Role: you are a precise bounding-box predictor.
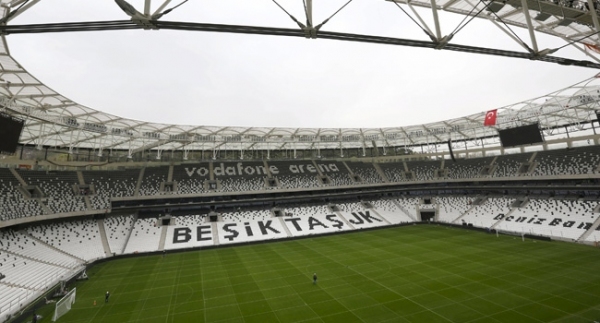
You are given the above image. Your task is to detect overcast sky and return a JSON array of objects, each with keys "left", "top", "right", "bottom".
[{"left": 6, "top": 0, "right": 596, "bottom": 129}]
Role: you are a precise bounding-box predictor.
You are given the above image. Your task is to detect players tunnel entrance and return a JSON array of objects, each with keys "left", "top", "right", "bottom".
[{"left": 420, "top": 211, "right": 435, "bottom": 222}]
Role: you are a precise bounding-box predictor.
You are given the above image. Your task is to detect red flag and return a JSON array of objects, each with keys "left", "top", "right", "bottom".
[
  {"left": 483, "top": 109, "right": 497, "bottom": 126},
  {"left": 585, "top": 43, "right": 600, "bottom": 55}
]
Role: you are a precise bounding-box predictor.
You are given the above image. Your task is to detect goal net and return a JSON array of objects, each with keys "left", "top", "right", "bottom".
[{"left": 52, "top": 288, "right": 76, "bottom": 321}]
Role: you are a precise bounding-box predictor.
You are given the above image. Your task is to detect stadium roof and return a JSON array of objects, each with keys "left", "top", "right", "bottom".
[{"left": 2, "top": 0, "right": 600, "bottom": 155}]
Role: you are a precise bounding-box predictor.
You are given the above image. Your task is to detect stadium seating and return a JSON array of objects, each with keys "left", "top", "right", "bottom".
[
  {"left": 406, "top": 160, "right": 438, "bottom": 181},
  {"left": 103, "top": 215, "right": 135, "bottom": 255},
  {"left": 533, "top": 146, "right": 600, "bottom": 176},
  {"left": 493, "top": 153, "right": 532, "bottom": 177},
  {"left": 346, "top": 162, "right": 384, "bottom": 184},
  {"left": 17, "top": 170, "right": 86, "bottom": 214},
  {"left": 0, "top": 230, "right": 82, "bottom": 268},
  {"left": 282, "top": 204, "right": 351, "bottom": 236},
  {"left": 172, "top": 163, "right": 208, "bottom": 194},
  {"left": 436, "top": 196, "right": 472, "bottom": 223},
  {"left": 395, "top": 197, "right": 421, "bottom": 219},
  {"left": 6, "top": 145, "right": 600, "bottom": 322},
  {"left": 82, "top": 169, "right": 140, "bottom": 209},
  {"left": 368, "top": 199, "right": 414, "bottom": 224},
  {"left": 173, "top": 214, "right": 207, "bottom": 227},
  {"left": 0, "top": 285, "right": 30, "bottom": 322},
  {"left": 543, "top": 0, "right": 588, "bottom": 12},
  {"left": 325, "top": 162, "right": 354, "bottom": 186},
  {"left": 495, "top": 199, "right": 598, "bottom": 240},
  {"left": 0, "top": 168, "right": 44, "bottom": 221},
  {"left": 445, "top": 157, "right": 494, "bottom": 179},
  {"left": 26, "top": 219, "right": 106, "bottom": 262},
  {"left": 0, "top": 252, "right": 72, "bottom": 290},
  {"left": 214, "top": 162, "right": 268, "bottom": 192},
  {"left": 336, "top": 202, "right": 389, "bottom": 229},
  {"left": 138, "top": 166, "right": 170, "bottom": 196},
  {"left": 217, "top": 210, "right": 288, "bottom": 245},
  {"left": 378, "top": 162, "right": 406, "bottom": 182},
  {"left": 584, "top": 227, "right": 600, "bottom": 243},
  {"left": 218, "top": 177, "right": 266, "bottom": 192},
  {"left": 269, "top": 161, "right": 321, "bottom": 189},
  {"left": 124, "top": 217, "right": 162, "bottom": 254},
  {"left": 221, "top": 209, "right": 273, "bottom": 222},
  {"left": 164, "top": 214, "right": 214, "bottom": 250},
  {"left": 459, "top": 197, "right": 514, "bottom": 228}
]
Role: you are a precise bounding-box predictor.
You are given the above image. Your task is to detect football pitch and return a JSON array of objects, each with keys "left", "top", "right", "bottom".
[{"left": 40, "top": 225, "right": 600, "bottom": 322}]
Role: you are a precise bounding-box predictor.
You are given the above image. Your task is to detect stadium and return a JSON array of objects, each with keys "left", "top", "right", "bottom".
[{"left": 2, "top": 0, "right": 600, "bottom": 322}]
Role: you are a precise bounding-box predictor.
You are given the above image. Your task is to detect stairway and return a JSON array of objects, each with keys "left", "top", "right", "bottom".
[
  {"left": 211, "top": 222, "right": 220, "bottom": 246},
  {"left": 577, "top": 214, "right": 600, "bottom": 242},
  {"left": 451, "top": 205, "right": 477, "bottom": 224},
  {"left": 372, "top": 163, "right": 389, "bottom": 183},
  {"left": 121, "top": 214, "right": 138, "bottom": 254},
  {"left": 157, "top": 225, "right": 168, "bottom": 251},
  {"left": 491, "top": 208, "right": 516, "bottom": 230},
  {"left": 278, "top": 217, "right": 293, "bottom": 238},
  {"left": 134, "top": 168, "right": 145, "bottom": 196},
  {"left": 392, "top": 200, "right": 417, "bottom": 222},
  {"left": 97, "top": 219, "right": 113, "bottom": 257}
]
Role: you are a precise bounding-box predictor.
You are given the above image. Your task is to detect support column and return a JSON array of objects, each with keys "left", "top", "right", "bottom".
[{"left": 520, "top": 0, "right": 539, "bottom": 52}]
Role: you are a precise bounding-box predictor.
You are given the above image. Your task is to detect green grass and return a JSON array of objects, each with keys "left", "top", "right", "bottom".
[{"left": 37, "top": 225, "right": 600, "bottom": 322}]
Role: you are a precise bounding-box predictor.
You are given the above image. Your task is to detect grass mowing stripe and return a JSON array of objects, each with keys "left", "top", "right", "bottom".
[
  {"left": 34, "top": 225, "right": 600, "bottom": 323},
  {"left": 297, "top": 238, "right": 449, "bottom": 322},
  {"left": 268, "top": 246, "right": 360, "bottom": 323}
]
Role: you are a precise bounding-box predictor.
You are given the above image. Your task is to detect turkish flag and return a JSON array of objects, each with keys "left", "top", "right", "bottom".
[{"left": 484, "top": 109, "right": 497, "bottom": 126}]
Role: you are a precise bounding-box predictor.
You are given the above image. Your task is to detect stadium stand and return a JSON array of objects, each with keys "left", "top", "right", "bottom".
[
  {"left": 406, "top": 160, "right": 438, "bottom": 181},
  {"left": 164, "top": 214, "right": 214, "bottom": 250},
  {"left": 103, "top": 215, "right": 135, "bottom": 255},
  {"left": 368, "top": 199, "right": 414, "bottom": 224},
  {"left": 378, "top": 162, "right": 406, "bottom": 182},
  {"left": 269, "top": 161, "right": 321, "bottom": 189},
  {"left": 336, "top": 202, "right": 389, "bottom": 229},
  {"left": 444, "top": 157, "right": 494, "bottom": 179},
  {"left": 0, "top": 168, "right": 44, "bottom": 221},
  {"left": 82, "top": 169, "right": 140, "bottom": 209},
  {"left": 0, "top": 252, "right": 72, "bottom": 290},
  {"left": 6, "top": 144, "right": 600, "bottom": 321},
  {"left": 395, "top": 197, "right": 421, "bottom": 219},
  {"left": 436, "top": 196, "right": 472, "bottom": 222},
  {"left": 459, "top": 197, "right": 515, "bottom": 228},
  {"left": 346, "top": 162, "right": 384, "bottom": 184},
  {"left": 495, "top": 199, "right": 598, "bottom": 240},
  {"left": 26, "top": 219, "right": 105, "bottom": 262},
  {"left": 0, "top": 230, "right": 82, "bottom": 268},
  {"left": 584, "top": 226, "right": 600, "bottom": 243},
  {"left": 16, "top": 170, "right": 86, "bottom": 214},
  {"left": 124, "top": 217, "right": 162, "bottom": 253},
  {"left": 493, "top": 153, "right": 532, "bottom": 177},
  {"left": 325, "top": 162, "right": 354, "bottom": 186},
  {"left": 533, "top": 146, "right": 600, "bottom": 176},
  {"left": 282, "top": 204, "right": 351, "bottom": 236},
  {"left": 172, "top": 163, "right": 209, "bottom": 194},
  {"left": 215, "top": 162, "right": 268, "bottom": 192},
  {"left": 218, "top": 209, "right": 288, "bottom": 245},
  {"left": 543, "top": 0, "right": 588, "bottom": 11},
  {"left": 0, "top": 285, "right": 30, "bottom": 322},
  {"left": 221, "top": 209, "right": 273, "bottom": 222},
  {"left": 138, "top": 166, "right": 170, "bottom": 196}
]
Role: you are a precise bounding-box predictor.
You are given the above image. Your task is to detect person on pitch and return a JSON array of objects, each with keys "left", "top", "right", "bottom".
[
  {"left": 105, "top": 291, "right": 110, "bottom": 303},
  {"left": 313, "top": 273, "right": 317, "bottom": 285}
]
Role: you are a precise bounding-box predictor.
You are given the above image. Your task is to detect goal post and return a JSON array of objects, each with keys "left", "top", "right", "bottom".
[{"left": 52, "top": 288, "right": 76, "bottom": 322}]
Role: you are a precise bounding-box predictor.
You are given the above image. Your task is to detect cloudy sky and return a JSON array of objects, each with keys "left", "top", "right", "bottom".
[{"left": 6, "top": 0, "right": 597, "bottom": 129}]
